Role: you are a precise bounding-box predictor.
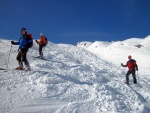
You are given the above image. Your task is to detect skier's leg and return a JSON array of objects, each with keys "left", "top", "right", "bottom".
[
  {"left": 39, "top": 44, "right": 43, "bottom": 58},
  {"left": 132, "top": 69, "right": 137, "bottom": 84},
  {"left": 126, "top": 71, "right": 131, "bottom": 84},
  {"left": 22, "top": 50, "right": 31, "bottom": 70},
  {"left": 16, "top": 50, "right": 23, "bottom": 68}
]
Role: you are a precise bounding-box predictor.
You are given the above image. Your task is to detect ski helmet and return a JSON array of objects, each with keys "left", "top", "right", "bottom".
[
  {"left": 40, "top": 33, "right": 44, "bottom": 36},
  {"left": 20, "top": 28, "right": 26, "bottom": 31},
  {"left": 128, "top": 55, "right": 132, "bottom": 59}
]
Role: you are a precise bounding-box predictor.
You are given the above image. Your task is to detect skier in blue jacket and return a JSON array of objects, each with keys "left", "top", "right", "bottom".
[{"left": 11, "top": 28, "right": 32, "bottom": 70}]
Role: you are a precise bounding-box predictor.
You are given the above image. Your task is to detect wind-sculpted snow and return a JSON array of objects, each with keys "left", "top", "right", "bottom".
[{"left": 0, "top": 38, "right": 150, "bottom": 113}]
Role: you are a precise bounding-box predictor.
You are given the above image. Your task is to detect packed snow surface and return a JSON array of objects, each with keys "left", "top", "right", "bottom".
[{"left": 0, "top": 36, "right": 150, "bottom": 113}]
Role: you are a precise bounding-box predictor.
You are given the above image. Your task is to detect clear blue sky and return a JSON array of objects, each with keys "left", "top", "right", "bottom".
[{"left": 0, "top": 0, "right": 150, "bottom": 44}]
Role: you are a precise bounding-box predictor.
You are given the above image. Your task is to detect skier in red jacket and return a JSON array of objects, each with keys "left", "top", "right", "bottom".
[{"left": 121, "top": 55, "right": 138, "bottom": 85}]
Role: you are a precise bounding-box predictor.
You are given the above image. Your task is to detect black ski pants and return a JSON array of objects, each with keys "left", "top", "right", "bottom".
[
  {"left": 16, "top": 49, "right": 30, "bottom": 68},
  {"left": 39, "top": 44, "right": 44, "bottom": 57},
  {"left": 126, "top": 69, "right": 137, "bottom": 84}
]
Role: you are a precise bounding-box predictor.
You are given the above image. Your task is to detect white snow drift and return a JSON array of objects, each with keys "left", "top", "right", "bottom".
[{"left": 0, "top": 36, "right": 150, "bottom": 113}]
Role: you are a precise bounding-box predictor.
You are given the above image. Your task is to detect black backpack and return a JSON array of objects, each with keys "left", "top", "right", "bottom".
[{"left": 26, "top": 34, "right": 33, "bottom": 48}]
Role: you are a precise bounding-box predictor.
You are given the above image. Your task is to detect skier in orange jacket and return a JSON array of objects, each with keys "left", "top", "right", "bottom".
[{"left": 36, "top": 33, "right": 47, "bottom": 59}]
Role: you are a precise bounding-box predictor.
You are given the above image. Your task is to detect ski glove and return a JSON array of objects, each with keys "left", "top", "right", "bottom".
[
  {"left": 11, "top": 41, "right": 15, "bottom": 45},
  {"left": 136, "top": 69, "right": 138, "bottom": 71},
  {"left": 35, "top": 40, "right": 38, "bottom": 43},
  {"left": 121, "top": 63, "right": 123, "bottom": 66}
]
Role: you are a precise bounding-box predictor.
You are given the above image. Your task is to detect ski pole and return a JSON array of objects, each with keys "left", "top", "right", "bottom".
[
  {"left": 137, "top": 70, "right": 139, "bottom": 82},
  {"left": 115, "top": 65, "right": 121, "bottom": 80},
  {"left": 116, "top": 65, "right": 121, "bottom": 71},
  {"left": 7, "top": 44, "right": 12, "bottom": 69}
]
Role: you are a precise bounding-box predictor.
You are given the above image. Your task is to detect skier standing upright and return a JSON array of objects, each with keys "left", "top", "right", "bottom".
[
  {"left": 11, "top": 28, "right": 32, "bottom": 70},
  {"left": 35, "top": 33, "right": 47, "bottom": 59},
  {"left": 121, "top": 55, "right": 138, "bottom": 85}
]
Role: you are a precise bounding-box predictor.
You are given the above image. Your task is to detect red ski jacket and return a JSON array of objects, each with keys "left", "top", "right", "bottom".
[{"left": 122, "top": 59, "right": 138, "bottom": 71}]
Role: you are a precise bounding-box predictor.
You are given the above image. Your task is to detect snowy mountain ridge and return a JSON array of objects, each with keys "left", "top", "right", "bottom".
[
  {"left": 77, "top": 35, "right": 150, "bottom": 48},
  {"left": 0, "top": 36, "right": 150, "bottom": 113}
]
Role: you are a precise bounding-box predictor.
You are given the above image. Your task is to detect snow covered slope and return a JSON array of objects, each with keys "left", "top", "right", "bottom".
[
  {"left": 0, "top": 38, "right": 150, "bottom": 113},
  {"left": 77, "top": 36, "right": 150, "bottom": 76}
]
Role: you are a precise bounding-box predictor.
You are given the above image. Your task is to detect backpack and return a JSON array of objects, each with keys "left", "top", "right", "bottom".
[
  {"left": 128, "top": 59, "right": 137, "bottom": 70},
  {"left": 42, "top": 36, "right": 48, "bottom": 47},
  {"left": 26, "top": 34, "right": 33, "bottom": 48}
]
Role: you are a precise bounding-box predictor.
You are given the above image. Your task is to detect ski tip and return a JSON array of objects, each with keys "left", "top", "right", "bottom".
[{"left": 0, "top": 68, "right": 8, "bottom": 70}]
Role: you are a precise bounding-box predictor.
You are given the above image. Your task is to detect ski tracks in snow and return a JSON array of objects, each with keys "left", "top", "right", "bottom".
[{"left": 0, "top": 41, "right": 150, "bottom": 113}]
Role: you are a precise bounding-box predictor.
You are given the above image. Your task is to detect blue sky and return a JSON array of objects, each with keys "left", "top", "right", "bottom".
[{"left": 0, "top": 0, "right": 150, "bottom": 44}]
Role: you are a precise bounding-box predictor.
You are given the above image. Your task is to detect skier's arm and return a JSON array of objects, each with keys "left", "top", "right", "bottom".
[
  {"left": 135, "top": 64, "right": 138, "bottom": 71},
  {"left": 121, "top": 62, "right": 127, "bottom": 67},
  {"left": 35, "top": 40, "right": 39, "bottom": 43},
  {"left": 15, "top": 42, "right": 19, "bottom": 45},
  {"left": 11, "top": 41, "right": 19, "bottom": 45}
]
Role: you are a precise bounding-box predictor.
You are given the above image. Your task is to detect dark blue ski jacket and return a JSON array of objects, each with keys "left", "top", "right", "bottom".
[{"left": 14, "top": 35, "right": 32, "bottom": 50}]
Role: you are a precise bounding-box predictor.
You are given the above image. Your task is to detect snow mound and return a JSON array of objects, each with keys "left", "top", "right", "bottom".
[
  {"left": 76, "top": 41, "right": 92, "bottom": 48},
  {"left": 123, "top": 38, "right": 143, "bottom": 46},
  {"left": 141, "top": 35, "right": 150, "bottom": 46}
]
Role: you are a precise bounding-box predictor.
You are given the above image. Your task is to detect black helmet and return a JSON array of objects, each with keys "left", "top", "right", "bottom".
[{"left": 20, "top": 28, "right": 26, "bottom": 31}]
